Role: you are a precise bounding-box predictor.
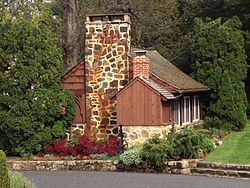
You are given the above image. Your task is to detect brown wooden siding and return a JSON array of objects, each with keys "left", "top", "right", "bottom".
[
  {"left": 117, "top": 80, "right": 162, "bottom": 125},
  {"left": 162, "top": 102, "right": 171, "bottom": 124},
  {"left": 61, "top": 61, "right": 86, "bottom": 123}
]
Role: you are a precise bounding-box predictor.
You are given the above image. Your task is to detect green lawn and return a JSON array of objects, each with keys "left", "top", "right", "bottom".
[{"left": 205, "top": 120, "right": 250, "bottom": 165}]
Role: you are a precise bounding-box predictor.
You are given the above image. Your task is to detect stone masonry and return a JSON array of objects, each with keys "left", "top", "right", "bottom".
[
  {"left": 85, "top": 14, "right": 131, "bottom": 138},
  {"left": 123, "top": 125, "right": 172, "bottom": 146}
]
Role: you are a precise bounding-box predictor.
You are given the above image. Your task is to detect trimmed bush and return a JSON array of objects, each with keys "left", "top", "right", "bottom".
[
  {"left": 119, "top": 146, "right": 143, "bottom": 165},
  {"left": 0, "top": 150, "right": 10, "bottom": 188}
]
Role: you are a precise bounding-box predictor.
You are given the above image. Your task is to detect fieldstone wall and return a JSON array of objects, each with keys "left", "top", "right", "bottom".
[
  {"left": 7, "top": 160, "right": 250, "bottom": 178},
  {"left": 123, "top": 125, "right": 172, "bottom": 146},
  {"left": 117, "top": 159, "right": 198, "bottom": 174},
  {"left": 7, "top": 159, "right": 197, "bottom": 175},
  {"left": 85, "top": 14, "right": 131, "bottom": 139},
  {"left": 7, "top": 160, "right": 118, "bottom": 171}
]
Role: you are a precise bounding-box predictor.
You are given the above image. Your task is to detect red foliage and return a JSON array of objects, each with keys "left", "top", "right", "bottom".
[
  {"left": 74, "top": 135, "right": 95, "bottom": 158},
  {"left": 45, "top": 138, "right": 70, "bottom": 156},
  {"left": 105, "top": 136, "right": 119, "bottom": 156},
  {"left": 42, "top": 134, "right": 120, "bottom": 158},
  {"left": 95, "top": 141, "right": 106, "bottom": 154}
]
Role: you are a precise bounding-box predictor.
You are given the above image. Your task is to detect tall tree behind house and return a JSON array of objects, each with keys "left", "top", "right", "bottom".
[{"left": 65, "top": 0, "right": 78, "bottom": 71}]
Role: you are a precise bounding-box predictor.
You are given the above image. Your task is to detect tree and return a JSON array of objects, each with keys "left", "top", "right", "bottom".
[
  {"left": 0, "top": 4, "right": 75, "bottom": 156},
  {"left": 191, "top": 16, "right": 247, "bottom": 130}
]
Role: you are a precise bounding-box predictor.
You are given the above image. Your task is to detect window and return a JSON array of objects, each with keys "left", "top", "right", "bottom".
[
  {"left": 193, "top": 96, "right": 200, "bottom": 121},
  {"left": 183, "top": 96, "right": 190, "bottom": 124},
  {"left": 172, "top": 100, "right": 180, "bottom": 126}
]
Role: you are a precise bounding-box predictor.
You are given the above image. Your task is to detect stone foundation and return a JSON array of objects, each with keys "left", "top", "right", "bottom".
[{"left": 122, "top": 125, "right": 172, "bottom": 146}]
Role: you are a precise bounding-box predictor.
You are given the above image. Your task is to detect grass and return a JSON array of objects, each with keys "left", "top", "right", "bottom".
[
  {"left": 205, "top": 120, "right": 250, "bottom": 164},
  {"left": 9, "top": 171, "right": 36, "bottom": 188}
]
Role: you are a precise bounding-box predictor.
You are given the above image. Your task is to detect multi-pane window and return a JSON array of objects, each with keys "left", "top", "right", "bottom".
[
  {"left": 183, "top": 96, "right": 190, "bottom": 124},
  {"left": 193, "top": 96, "right": 200, "bottom": 121},
  {"left": 172, "top": 100, "right": 180, "bottom": 126}
]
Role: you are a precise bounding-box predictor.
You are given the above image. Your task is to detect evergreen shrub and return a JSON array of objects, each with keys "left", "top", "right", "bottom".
[
  {"left": 141, "top": 136, "right": 174, "bottom": 166},
  {"left": 168, "top": 128, "right": 213, "bottom": 159},
  {"left": 0, "top": 150, "right": 10, "bottom": 188}
]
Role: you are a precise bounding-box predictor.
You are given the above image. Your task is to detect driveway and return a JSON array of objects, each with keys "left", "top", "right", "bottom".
[{"left": 22, "top": 171, "right": 249, "bottom": 188}]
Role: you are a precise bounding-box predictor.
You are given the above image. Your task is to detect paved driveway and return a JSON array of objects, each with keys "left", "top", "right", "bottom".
[{"left": 22, "top": 171, "right": 249, "bottom": 188}]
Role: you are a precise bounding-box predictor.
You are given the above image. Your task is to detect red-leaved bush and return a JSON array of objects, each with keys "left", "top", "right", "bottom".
[
  {"left": 105, "top": 136, "right": 119, "bottom": 156},
  {"left": 45, "top": 138, "right": 70, "bottom": 156},
  {"left": 72, "top": 135, "right": 95, "bottom": 159},
  {"left": 43, "top": 134, "right": 119, "bottom": 158}
]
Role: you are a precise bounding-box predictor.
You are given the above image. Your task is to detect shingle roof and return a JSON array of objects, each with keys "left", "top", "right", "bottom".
[
  {"left": 138, "top": 75, "right": 175, "bottom": 99},
  {"left": 130, "top": 47, "right": 208, "bottom": 91}
]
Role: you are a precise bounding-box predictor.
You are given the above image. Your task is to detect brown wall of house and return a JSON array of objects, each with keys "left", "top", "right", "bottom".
[
  {"left": 117, "top": 80, "right": 162, "bottom": 125},
  {"left": 61, "top": 62, "right": 86, "bottom": 124},
  {"left": 162, "top": 102, "right": 171, "bottom": 124}
]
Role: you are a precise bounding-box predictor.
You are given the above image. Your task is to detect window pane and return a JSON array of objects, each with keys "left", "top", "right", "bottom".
[{"left": 183, "top": 97, "right": 190, "bottom": 124}]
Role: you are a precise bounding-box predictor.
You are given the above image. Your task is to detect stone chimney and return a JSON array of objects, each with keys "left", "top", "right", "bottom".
[
  {"left": 85, "top": 14, "right": 131, "bottom": 138},
  {"left": 133, "top": 51, "right": 150, "bottom": 79}
]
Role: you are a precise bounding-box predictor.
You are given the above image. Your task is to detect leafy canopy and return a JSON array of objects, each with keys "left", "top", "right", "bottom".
[{"left": 0, "top": 4, "right": 75, "bottom": 156}]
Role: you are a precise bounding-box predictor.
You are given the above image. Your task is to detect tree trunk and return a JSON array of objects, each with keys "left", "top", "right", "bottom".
[{"left": 64, "top": 0, "right": 78, "bottom": 71}]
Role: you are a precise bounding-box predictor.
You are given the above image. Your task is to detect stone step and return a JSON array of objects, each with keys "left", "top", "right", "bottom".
[
  {"left": 197, "top": 161, "right": 250, "bottom": 172},
  {"left": 191, "top": 167, "right": 250, "bottom": 178}
]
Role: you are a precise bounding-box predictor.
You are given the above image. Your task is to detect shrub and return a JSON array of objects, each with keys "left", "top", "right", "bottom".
[
  {"left": 199, "top": 137, "right": 215, "bottom": 155},
  {"left": 43, "top": 134, "right": 120, "bottom": 158},
  {"left": 119, "top": 146, "right": 143, "bottom": 165},
  {"left": 0, "top": 150, "right": 10, "bottom": 188},
  {"left": 168, "top": 128, "right": 213, "bottom": 159},
  {"left": 9, "top": 171, "right": 36, "bottom": 188},
  {"left": 45, "top": 138, "right": 70, "bottom": 157},
  {"left": 141, "top": 136, "right": 173, "bottom": 166},
  {"left": 73, "top": 135, "right": 96, "bottom": 158},
  {"left": 104, "top": 136, "right": 119, "bottom": 156},
  {"left": 204, "top": 117, "right": 233, "bottom": 131}
]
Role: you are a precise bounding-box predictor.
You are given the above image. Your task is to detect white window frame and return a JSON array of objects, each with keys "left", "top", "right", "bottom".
[
  {"left": 173, "top": 100, "right": 180, "bottom": 127},
  {"left": 193, "top": 96, "right": 200, "bottom": 121},
  {"left": 183, "top": 96, "right": 191, "bottom": 125}
]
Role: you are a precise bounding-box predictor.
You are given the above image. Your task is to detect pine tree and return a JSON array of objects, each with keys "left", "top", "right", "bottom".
[{"left": 191, "top": 16, "right": 247, "bottom": 130}]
